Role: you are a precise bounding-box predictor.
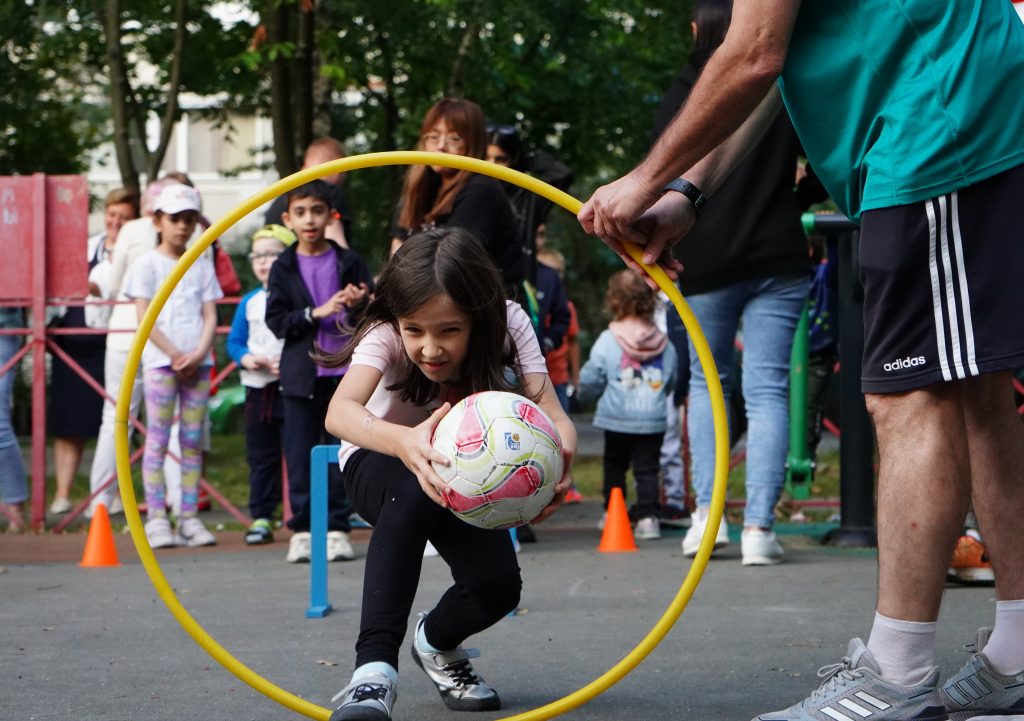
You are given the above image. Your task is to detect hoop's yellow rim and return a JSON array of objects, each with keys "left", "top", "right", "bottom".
[{"left": 114, "top": 151, "right": 729, "bottom": 720}]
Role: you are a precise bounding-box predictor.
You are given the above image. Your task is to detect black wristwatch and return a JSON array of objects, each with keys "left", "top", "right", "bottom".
[{"left": 662, "top": 178, "right": 706, "bottom": 216}]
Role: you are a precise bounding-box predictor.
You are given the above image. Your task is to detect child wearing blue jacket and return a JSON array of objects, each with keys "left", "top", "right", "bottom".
[
  {"left": 227, "top": 224, "right": 294, "bottom": 545},
  {"left": 579, "top": 270, "right": 676, "bottom": 541}
]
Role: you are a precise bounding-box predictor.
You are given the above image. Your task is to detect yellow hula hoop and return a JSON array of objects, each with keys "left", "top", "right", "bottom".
[{"left": 114, "top": 151, "right": 729, "bottom": 721}]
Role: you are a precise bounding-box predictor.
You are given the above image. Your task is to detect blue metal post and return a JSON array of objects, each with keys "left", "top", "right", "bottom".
[{"left": 306, "top": 444, "right": 341, "bottom": 618}]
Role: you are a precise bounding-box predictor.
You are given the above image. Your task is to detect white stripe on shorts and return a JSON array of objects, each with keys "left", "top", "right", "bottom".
[{"left": 926, "top": 199, "right": 953, "bottom": 382}]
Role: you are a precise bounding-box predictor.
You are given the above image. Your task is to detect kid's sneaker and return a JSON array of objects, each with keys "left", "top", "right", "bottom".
[
  {"left": 946, "top": 534, "right": 994, "bottom": 584},
  {"left": 244, "top": 518, "right": 274, "bottom": 545},
  {"left": 327, "top": 531, "right": 355, "bottom": 561},
  {"left": 940, "top": 628, "right": 1024, "bottom": 720},
  {"left": 329, "top": 671, "right": 397, "bottom": 721},
  {"left": 175, "top": 516, "right": 217, "bottom": 547},
  {"left": 286, "top": 532, "right": 311, "bottom": 563},
  {"left": 742, "top": 527, "right": 784, "bottom": 566},
  {"left": 144, "top": 516, "right": 176, "bottom": 549},
  {"left": 681, "top": 506, "right": 729, "bottom": 557},
  {"left": 410, "top": 614, "right": 501, "bottom": 711},
  {"left": 635, "top": 516, "right": 661, "bottom": 540},
  {"left": 752, "top": 639, "right": 947, "bottom": 721}
]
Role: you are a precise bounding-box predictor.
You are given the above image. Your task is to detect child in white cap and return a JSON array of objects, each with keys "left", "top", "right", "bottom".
[{"left": 122, "top": 183, "right": 223, "bottom": 548}]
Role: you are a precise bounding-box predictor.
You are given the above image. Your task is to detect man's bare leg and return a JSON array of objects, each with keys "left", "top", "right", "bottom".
[{"left": 868, "top": 383, "right": 971, "bottom": 623}]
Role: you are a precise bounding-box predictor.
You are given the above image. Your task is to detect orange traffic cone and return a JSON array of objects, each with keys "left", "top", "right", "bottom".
[
  {"left": 598, "top": 487, "right": 638, "bottom": 553},
  {"left": 80, "top": 503, "right": 121, "bottom": 567}
]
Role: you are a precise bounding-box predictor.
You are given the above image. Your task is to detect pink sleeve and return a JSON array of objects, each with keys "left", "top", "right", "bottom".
[
  {"left": 506, "top": 301, "right": 548, "bottom": 375},
  {"left": 350, "top": 322, "right": 403, "bottom": 372}
]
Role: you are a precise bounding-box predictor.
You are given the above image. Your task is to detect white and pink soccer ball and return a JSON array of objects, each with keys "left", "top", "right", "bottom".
[{"left": 431, "top": 391, "right": 564, "bottom": 530}]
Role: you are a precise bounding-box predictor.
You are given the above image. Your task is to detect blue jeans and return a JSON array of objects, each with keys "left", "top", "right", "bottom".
[
  {"left": 0, "top": 335, "right": 28, "bottom": 504},
  {"left": 687, "top": 274, "right": 809, "bottom": 528}
]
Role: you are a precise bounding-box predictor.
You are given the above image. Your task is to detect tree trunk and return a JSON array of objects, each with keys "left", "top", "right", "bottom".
[
  {"left": 293, "top": 0, "right": 315, "bottom": 153},
  {"left": 147, "top": 0, "right": 188, "bottom": 180},
  {"left": 268, "top": 0, "right": 296, "bottom": 177},
  {"left": 99, "top": 0, "right": 139, "bottom": 189},
  {"left": 446, "top": 18, "right": 480, "bottom": 98}
]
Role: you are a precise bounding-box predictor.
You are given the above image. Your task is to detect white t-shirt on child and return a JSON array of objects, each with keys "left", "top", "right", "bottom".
[
  {"left": 123, "top": 249, "right": 223, "bottom": 371},
  {"left": 337, "top": 300, "right": 548, "bottom": 471}
]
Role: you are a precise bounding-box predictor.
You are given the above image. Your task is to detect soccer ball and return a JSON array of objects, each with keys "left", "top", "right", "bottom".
[{"left": 431, "top": 391, "right": 564, "bottom": 530}]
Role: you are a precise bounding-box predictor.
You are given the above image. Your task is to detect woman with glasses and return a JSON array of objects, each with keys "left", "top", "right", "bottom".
[{"left": 392, "top": 98, "right": 523, "bottom": 295}]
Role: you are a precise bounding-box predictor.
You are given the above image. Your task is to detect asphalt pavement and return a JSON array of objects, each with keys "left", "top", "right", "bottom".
[{"left": 1, "top": 500, "right": 998, "bottom": 721}]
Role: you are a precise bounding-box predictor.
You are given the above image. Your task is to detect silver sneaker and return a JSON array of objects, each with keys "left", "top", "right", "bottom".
[
  {"left": 145, "top": 517, "right": 176, "bottom": 548},
  {"left": 410, "top": 614, "right": 501, "bottom": 711},
  {"left": 175, "top": 516, "right": 217, "bottom": 547},
  {"left": 329, "top": 671, "right": 397, "bottom": 721},
  {"left": 327, "top": 530, "right": 356, "bottom": 561},
  {"left": 941, "top": 628, "right": 1024, "bottom": 720},
  {"left": 287, "top": 532, "right": 311, "bottom": 563},
  {"left": 753, "top": 639, "right": 947, "bottom": 721}
]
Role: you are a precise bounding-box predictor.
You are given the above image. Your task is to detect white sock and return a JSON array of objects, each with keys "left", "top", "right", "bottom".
[
  {"left": 352, "top": 661, "right": 398, "bottom": 684},
  {"left": 866, "top": 612, "right": 936, "bottom": 686},
  {"left": 982, "top": 599, "right": 1024, "bottom": 674},
  {"left": 417, "top": 620, "right": 441, "bottom": 653}
]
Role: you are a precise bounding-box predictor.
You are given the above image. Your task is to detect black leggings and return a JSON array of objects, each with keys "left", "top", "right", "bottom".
[{"left": 343, "top": 449, "right": 522, "bottom": 669}]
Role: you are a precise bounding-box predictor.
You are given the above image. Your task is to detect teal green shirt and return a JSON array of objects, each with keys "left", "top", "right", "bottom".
[{"left": 779, "top": 0, "right": 1024, "bottom": 220}]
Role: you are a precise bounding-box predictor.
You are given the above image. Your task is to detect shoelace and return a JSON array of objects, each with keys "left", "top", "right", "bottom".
[
  {"left": 331, "top": 680, "right": 389, "bottom": 704},
  {"left": 808, "top": 656, "right": 866, "bottom": 701},
  {"left": 443, "top": 658, "right": 482, "bottom": 688}
]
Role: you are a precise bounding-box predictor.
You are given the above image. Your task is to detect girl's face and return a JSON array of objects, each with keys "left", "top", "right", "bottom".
[
  {"left": 249, "top": 236, "right": 284, "bottom": 285},
  {"left": 422, "top": 118, "right": 467, "bottom": 177},
  {"left": 104, "top": 202, "right": 137, "bottom": 243},
  {"left": 153, "top": 210, "right": 198, "bottom": 255},
  {"left": 398, "top": 293, "right": 471, "bottom": 385},
  {"left": 486, "top": 144, "right": 511, "bottom": 167}
]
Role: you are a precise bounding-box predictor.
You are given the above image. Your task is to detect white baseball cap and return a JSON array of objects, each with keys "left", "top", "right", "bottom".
[{"left": 154, "top": 184, "right": 201, "bottom": 215}]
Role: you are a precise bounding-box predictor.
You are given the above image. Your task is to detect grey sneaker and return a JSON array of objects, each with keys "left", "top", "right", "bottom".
[
  {"left": 753, "top": 639, "right": 947, "bottom": 721},
  {"left": 174, "top": 516, "right": 217, "bottom": 547},
  {"left": 410, "top": 614, "right": 501, "bottom": 711},
  {"left": 329, "top": 671, "right": 397, "bottom": 721},
  {"left": 940, "top": 628, "right": 1024, "bottom": 720},
  {"left": 145, "top": 517, "right": 176, "bottom": 548}
]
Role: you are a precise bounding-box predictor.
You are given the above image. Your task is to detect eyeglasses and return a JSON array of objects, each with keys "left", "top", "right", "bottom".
[
  {"left": 248, "top": 251, "right": 282, "bottom": 262},
  {"left": 422, "top": 132, "right": 465, "bottom": 149}
]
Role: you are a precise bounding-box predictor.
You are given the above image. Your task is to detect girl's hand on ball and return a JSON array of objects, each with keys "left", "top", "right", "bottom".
[
  {"left": 401, "top": 404, "right": 452, "bottom": 507},
  {"left": 531, "top": 446, "right": 575, "bottom": 525}
]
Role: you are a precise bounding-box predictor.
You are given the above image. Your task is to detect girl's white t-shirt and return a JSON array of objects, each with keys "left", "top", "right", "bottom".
[
  {"left": 122, "top": 249, "right": 223, "bottom": 371},
  {"left": 338, "top": 300, "right": 548, "bottom": 471}
]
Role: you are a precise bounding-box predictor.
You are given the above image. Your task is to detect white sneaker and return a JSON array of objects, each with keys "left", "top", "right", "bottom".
[
  {"left": 145, "top": 517, "right": 176, "bottom": 548},
  {"left": 287, "top": 531, "right": 311, "bottom": 563},
  {"left": 175, "top": 516, "right": 217, "bottom": 547},
  {"left": 327, "top": 530, "right": 355, "bottom": 561},
  {"left": 49, "top": 497, "right": 72, "bottom": 515},
  {"left": 108, "top": 495, "right": 124, "bottom": 514},
  {"left": 424, "top": 540, "right": 440, "bottom": 558},
  {"left": 741, "top": 527, "right": 783, "bottom": 565},
  {"left": 635, "top": 516, "right": 661, "bottom": 540},
  {"left": 681, "top": 506, "right": 729, "bottom": 558},
  {"left": 597, "top": 512, "right": 606, "bottom": 531}
]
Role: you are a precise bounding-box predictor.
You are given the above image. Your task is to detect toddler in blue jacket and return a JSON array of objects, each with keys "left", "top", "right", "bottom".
[{"left": 579, "top": 270, "right": 676, "bottom": 540}]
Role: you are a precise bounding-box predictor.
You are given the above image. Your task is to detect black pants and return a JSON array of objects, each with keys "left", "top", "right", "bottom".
[
  {"left": 343, "top": 449, "right": 521, "bottom": 669},
  {"left": 602, "top": 430, "right": 663, "bottom": 519},
  {"left": 282, "top": 377, "right": 350, "bottom": 532},
  {"left": 244, "top": 384, "right": 284, "bottom": 521}
]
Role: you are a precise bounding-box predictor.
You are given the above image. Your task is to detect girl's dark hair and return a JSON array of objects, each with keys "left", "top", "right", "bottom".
[
  {"left": 605, "top": 269, "right": 658, "bottom": 320},
  {"left": 486, "top": 124, "right": 524, "bottom": 170},
  {"left": 691, "top": 0, "right": 732, "bottom": 69},
  {"left": 397, "top": 98, "right": 487, "bottom": 232},
  {"left": 319, "top": 227, "right": 530, "bottom": 406}
]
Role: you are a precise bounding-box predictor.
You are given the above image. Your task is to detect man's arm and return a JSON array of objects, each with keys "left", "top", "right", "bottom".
[{"left": 579, "top": 0, "right": 801, "bottom": 262}]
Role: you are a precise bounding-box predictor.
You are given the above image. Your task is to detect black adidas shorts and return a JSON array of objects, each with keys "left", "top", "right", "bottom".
[{"left": 860, "top": 164, "right": 1024, "bottom": 394}]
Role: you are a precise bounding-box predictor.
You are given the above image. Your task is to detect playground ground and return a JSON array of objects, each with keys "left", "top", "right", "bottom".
[{"left": 1, "top": 500, "right": 998, "bottom": 721}]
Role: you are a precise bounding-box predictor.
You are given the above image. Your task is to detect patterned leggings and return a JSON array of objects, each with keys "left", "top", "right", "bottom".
[{"left": 142, "top": 366, "right": 210, "bottom": 519}]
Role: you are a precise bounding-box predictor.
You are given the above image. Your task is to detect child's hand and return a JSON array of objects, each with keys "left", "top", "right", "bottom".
[
  {"left": 338, "top": 282, "right": 370, "bottom": 308},
  {"left": 172, "top": 351, "right": 201, "bottom": 380},
  {"left": 530, "top": 445, "right": 576, "bottom": 525},
  {"left": 397, "top": 403, "right": 453, "bottom": 507},
  {"left": 313, "top": 291, "right": 347, "bottom": 319}
]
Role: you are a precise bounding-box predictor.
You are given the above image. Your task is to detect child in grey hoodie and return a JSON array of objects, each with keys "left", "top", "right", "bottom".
[{"left": 579, "top": 270, "right": 676, "bottom": 540}]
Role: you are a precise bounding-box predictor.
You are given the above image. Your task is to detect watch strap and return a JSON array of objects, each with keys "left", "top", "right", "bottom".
[{"left": 662, "top": 178, "right": 706, "bottom": 215}]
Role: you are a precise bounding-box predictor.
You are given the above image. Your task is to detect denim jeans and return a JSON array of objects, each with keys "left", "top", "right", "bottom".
[
  {"left": 686, "top": 273, "right": 809, "bottom": 528},
  {"left": 0, "top": 335, "right": 28, "bottom": 504}
]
